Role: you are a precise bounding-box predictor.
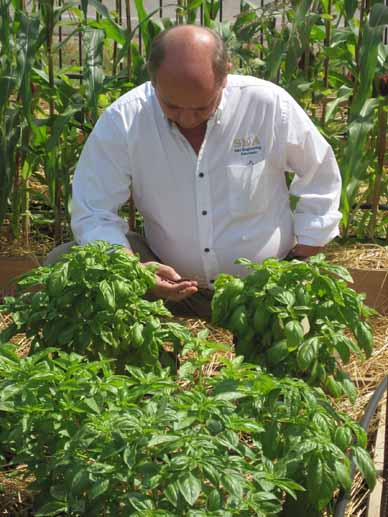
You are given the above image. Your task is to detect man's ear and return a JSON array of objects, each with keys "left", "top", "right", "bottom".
[
  {"left": 221, "top": 67, "right": 231, "bottom": 88},
  {"left": 147, "top": 62, "right": 156, "bottom": 86}
]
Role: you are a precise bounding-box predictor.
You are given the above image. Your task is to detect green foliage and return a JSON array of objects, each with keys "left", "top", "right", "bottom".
[
  {"left": 0, "top": 342, "right": 375, "bottom": 515},
  {"left": 0, "top": 244, "right": 378, "bottom": 513},
  {"left": 338, "top": 2, "right": 388, "bottom": 231},
  {"left": 0, "top": 1, "right": 42, "bottom": 231},
  {"left": 212, "top": 255, "right": 376, "bottom": 400},
  {"left": 0, "top": 241, "right": 191, "bottom": 371}
]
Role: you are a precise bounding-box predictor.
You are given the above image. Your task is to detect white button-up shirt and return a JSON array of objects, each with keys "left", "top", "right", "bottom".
[{"left": 71, "top": 75, "right": 342, "bottom": 288}]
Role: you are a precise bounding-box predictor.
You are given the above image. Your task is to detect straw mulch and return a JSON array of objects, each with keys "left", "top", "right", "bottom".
[
  {"left": 318, "top": 243, "right": 388, "bottom": 515},
  {"left": 326, "top": 242, "right": 388, "bottom": 270},
  {"left": 0, "top": 467, "right": 34, "bottom": 516},
  {"left": 0, "top": 233, "right": 54, "bottom": 259},
  {"left": 339, "top": 314, "right": 388, "bottom": 516},
  {"left": 0, "top": 313, "right": 32, "bottom": 358}
]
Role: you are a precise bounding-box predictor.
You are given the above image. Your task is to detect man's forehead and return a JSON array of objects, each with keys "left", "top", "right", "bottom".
[
  {"left": 157, "top": 58, "right": 215, "bottom": 84},
  {"left": 156, "top": 86, "right": 221, "bottom": 110},
  {"left": 155, "top": 65, "right": 219, "bottom": 104}
]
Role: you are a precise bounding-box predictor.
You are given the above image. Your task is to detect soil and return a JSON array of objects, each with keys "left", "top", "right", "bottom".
[{"left": 0, "top": 467, "right": 34, "bottom": 516}]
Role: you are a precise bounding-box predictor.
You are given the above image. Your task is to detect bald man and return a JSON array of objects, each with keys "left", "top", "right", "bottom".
[{"left": 60, "top": 25, "right": 342, "bottom": 319}]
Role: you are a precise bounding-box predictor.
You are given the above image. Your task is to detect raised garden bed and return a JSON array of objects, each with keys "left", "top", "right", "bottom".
[
  {"left": 0, "top": 255, "right": 40, "bottom": 302},
  {"left": 326, "top": 244, "right": 388, "bottom": 316},
  {"left": 0, "top": 242, "right": 387, "bottom": 515},
  {"left": 324, "top": 245, "right": 388, "bottom": 515}
]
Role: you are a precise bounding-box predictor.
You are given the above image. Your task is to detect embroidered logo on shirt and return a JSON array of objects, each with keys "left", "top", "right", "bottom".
[{"left": 233, "top": 135, "right": 262, "bottom": 157}]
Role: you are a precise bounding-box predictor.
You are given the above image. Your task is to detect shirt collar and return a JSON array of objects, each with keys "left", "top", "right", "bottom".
[{"left": 212, "top": 87, "right": 226, "bottom": 125}]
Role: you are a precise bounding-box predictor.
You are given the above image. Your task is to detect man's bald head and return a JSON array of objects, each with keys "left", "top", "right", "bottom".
[{"left": 147, "top": 25, "right": 229, "bottom": 87}]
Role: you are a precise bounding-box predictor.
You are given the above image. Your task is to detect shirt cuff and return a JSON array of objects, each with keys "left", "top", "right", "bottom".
[
  {"left": 294, "top": 212, "right": 341, "bottom": 247},
  {"left": 77, "top": 226, "right": 131, "bottom": 250}
]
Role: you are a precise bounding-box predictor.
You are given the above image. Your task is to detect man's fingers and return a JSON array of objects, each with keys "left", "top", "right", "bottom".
[
  {"left": 151, "top": 279, "right": 198, "bottom": 301},
  {"left": 167, "top": 285, "right": 198, "bottom": 302},
  {"left": 160, "top": 280, "right": 198, "bottom": 296},
  {"left": 144, "top": 261, "right": 182, "bottom": 282},
  {"left": 157, "top": 264, "right": 182, "bottom": 281},
  {"left": 143, "top": 261, "right": 198, "bottom": 301}
]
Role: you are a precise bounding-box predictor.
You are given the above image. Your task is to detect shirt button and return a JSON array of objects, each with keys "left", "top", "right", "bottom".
[
  {"left": 204, "top": 248, "right": 210, "bottom": 252},
  {"left": 199, "top": 172, "right": 204, "bottom": 178},
  {"left": 202, "top": 210, "right": 207, "bottom": 215}
]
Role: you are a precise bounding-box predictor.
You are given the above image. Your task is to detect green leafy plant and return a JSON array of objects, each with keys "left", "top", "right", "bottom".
[
  {"left": 211, "top": 254, "right": 376, "bottom": 400},
  {"left": 0, "top": 241, "right": 191, "bottom": 371},
  {"left": 0, "top": 0, "right": 43, "bottom": 238},
  {"left": 0, "top": 341, "right": 375, "bottom": 515}
]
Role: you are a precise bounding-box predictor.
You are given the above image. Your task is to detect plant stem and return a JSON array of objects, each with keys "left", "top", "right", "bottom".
[
  {"left": 11, "top": 149, "right": 21, "bottom": 241},
  {"left": 304, "top": 47, "right": 310, "bottom": 81},
  {"left": 22, "top": 124, "right": 33, "bottom": 249},
  {"left": 112, "top": 0, "right": 121, "bottom": 75},
  {"left": 58, "top": 0, "right": 62, "bottom": 69},
  {"left": 355, "top": 0, "right": 368, "bottom": 90},
  {"left": 176, "top": 0, "right": 184, "bottom": 24},
  {"left": 46, "top": 0, "right": 62, "bottom": 244},
  {"left": 23, "top": 177, "right": 30, "bottom": 248},
  {"left": 321, "top": 0, "right": 332, "bottom": 126},
  {"left": 129, "top": 197, "right": 136, "bottom": 232},
  {"left": 124, "top": 0, "right": 135, "bottom": 230},
  {"left": 368, "top": 101, "right": 387, "bottom": 239},
  {"left": 125, "top": 0, "right": 132, "bottom": 81}
]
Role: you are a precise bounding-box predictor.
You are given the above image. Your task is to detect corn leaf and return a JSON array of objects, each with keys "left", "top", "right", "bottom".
[
  {"left": 84, "top": 26, "right": 105, "bottom": 121},
  {"left": 350, "top": 4, "right": 388, "bottom": 119}
]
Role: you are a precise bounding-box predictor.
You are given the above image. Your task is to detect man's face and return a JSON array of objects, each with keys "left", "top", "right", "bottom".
[{"left": 154, "top": 71, "right": 225, "bottom": 130}]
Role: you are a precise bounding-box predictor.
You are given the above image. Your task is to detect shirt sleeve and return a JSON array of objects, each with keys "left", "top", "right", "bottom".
[
  {"left": 71, "top": 107, "right": 132, "bottom": 249},
  {"left": 281, "top": 91, "right": 342, "bottom": 247}
]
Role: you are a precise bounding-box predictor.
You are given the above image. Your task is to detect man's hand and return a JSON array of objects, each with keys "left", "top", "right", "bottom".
[
  {"left": 120, "top": 248, "right": 198, "bottom": 302},
  {"left": 289, "top": 244, "right": 324, "bottom": 259},
  {"left": 144, "top": 261, "right": 198, "bottom": 302}
]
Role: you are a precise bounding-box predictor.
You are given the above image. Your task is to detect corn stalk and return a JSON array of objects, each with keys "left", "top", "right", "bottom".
[
  {"left": 321, "top": 0, "right": 332, "bottom": 125},
  {"left": 0, "top": 1, "right": 41, "bottom": 241},
  {"left": 340, "top": 2, "right": 388, "bottom": 236},
  {"left": 367, "top": 97, "right": 387, "bottom": 239}
]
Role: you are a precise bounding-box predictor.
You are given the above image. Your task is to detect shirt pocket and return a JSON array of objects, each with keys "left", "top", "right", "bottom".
[{"left": 226, "top": 160, "right": 269, "bottom": 217}]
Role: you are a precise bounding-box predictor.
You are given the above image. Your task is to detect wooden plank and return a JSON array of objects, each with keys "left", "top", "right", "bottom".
[
  {"left": 367, "top": 393, "right": 387, "bottom": 517},
  {"left": 0, "top": 255, "right": 40, "bottom": 300},
  {"left": 348, "top": 268, "right": 388, "bottom": 315}
]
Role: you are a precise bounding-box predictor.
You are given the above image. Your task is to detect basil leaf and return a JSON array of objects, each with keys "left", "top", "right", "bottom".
[
  {"left": 353, "top": 446, "right": 377, "bottom": 489},
  {"left": 177, "top": 472, "right": 202, "bottom": 506}
]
